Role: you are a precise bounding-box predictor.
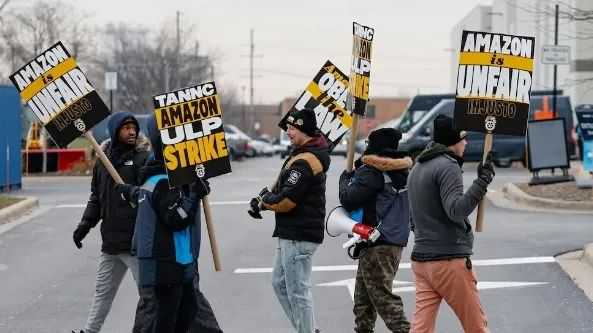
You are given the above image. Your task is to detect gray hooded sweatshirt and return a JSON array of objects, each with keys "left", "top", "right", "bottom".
[{"left": 407, "top": 142, "right": 489, "bottom": 260}]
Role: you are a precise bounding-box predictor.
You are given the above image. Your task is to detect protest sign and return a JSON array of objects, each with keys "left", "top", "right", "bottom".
[
  {"left": 454, "top": 30, "right": 536, "bottom": 232},
  {"left": 9, "top": 41, "right": 110, "bottom": 148},
  {"left": 153, "top": 81, "right": 231, "bottom": 187},
  {"left": 454, "top": 31, "right": 536, "bottom": 136},
  {"left": 279, "top": 60, "right": 352, "bottom": 151},
  {"left": 348, "top": 22, "right": 374, "bottom": 117}
]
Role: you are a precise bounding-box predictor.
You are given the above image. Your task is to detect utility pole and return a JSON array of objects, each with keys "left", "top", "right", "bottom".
[
  {"left": 176, "top": 11, "right": 181, "bottom": 90},
  {"left": 553, "top": 3, "right": 559, "bottom": 118},
  {"left": 249, "top": 29, "right": 255, "bottom": 133}
]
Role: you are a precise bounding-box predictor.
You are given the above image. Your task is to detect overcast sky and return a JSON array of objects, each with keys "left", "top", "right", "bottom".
[{"left": 20, "top": 0, "right": 492, "bottom": 104}]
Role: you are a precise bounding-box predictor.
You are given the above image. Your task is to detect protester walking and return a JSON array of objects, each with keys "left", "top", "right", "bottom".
[
  {"left": 338, "top": 128, "right": 412, "bottom": 333},
  {"left": 248, "top": 108, "right": 330, "bottom": 333},
  {"left": 407, "top": 115, "right": 495, "bottom": 333},
  {"left": 130, "top": 115, "right": 221, "bottom": 333},
  {"left": 71, "top": 112, "right": 149, "bottom": 333}
]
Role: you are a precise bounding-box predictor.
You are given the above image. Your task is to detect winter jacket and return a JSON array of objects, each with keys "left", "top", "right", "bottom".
[
  {"left": 263, "top": 135, "right": 331, "bottom": 244},
  {"left": 407, "top": 142, "right": 488, "bottom": 261},
  {"left": 339, "top": 154, "right": 413, "bottom": 247},
  {"left": 133, "top": 160, "right": 201, "bottom": 287},
  {"left": 80, "top": 112, "right": 149, "bottom": 254}
]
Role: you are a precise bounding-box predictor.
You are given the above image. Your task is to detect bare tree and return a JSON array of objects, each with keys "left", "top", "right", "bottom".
[
  {"left": 0, "top": 0, "right": 11, "bottom": 13},
  {"left": 98, "top": 20, "right": 224, "bottom": 113},
  {"left": 0, "top": 0, "right": 95, "bottom": 80}
]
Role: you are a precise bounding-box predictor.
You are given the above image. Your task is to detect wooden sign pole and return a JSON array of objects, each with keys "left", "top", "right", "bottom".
[
  {"left": 201, "top": 196, "right": 222, "bottom": 271},
  {"left": 475, "top": 133, "right": 493, "bottom": 232},
  {"left": 346, "top": 115, "right": 360, "bottom": 172}
]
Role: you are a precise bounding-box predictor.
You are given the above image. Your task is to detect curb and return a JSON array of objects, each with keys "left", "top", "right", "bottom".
[
  {"left": 584, "top": 243, "right": 593, "bottom": 268},
  {"left": 502, "top": 183, "right": 593, "bottom": 211},
  {"left": 0, "top": 197, "right": 39, "bottom": 223}
]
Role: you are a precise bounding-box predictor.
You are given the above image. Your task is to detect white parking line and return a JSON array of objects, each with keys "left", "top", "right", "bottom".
[
  {"left": 233, "top": 256, "right": 556, "bottom": 274},
  {"left": 55, "top": 200, "right": 249, "bottom": 209}
]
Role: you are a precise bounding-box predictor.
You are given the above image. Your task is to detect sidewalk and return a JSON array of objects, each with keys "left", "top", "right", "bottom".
[{"left": 487, "top": 183, "right": 593, "bottom": 302}]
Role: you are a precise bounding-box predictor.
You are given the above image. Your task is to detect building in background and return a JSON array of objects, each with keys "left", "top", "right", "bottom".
[
  {"left": 450, "top": 0, "right": 593, "bottom": 106},
  {"left": 450, "top": 5, "right": 494, "bottom": 90}
]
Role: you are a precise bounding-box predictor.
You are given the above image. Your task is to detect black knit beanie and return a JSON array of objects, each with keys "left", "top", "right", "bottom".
[
  {"left": 433, "top": 115, "right": 467, "bottom": 146},
  {"left": 364, "top": 127, "right": 402, "bottom": 155},
  {"left": 284, "top": 108, "right": 318, "bottom": 137}
]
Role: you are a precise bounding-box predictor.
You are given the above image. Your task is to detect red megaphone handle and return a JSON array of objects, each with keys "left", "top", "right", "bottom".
[{"left": 352, "top": 223, "right": 374, "bottom": 240}]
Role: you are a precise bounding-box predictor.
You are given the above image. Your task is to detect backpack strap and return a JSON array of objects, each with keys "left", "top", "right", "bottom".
[{"left": 383, "top": 172, "right": 408, "bottom": 194}]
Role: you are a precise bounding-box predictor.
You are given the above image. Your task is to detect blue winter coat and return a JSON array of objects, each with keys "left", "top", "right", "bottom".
[{"left": 133, "top": 174, "right": 201, "bottom": 287}]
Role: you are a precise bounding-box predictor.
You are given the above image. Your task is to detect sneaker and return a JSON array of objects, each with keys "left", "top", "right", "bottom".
[
  {"left": 72, "top": 330, "right": 84, "bottom": 333},
  {"left": 315, "top": 329, "right": 321, "bottom": 333}
]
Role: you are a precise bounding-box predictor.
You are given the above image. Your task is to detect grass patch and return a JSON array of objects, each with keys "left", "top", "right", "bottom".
[{"left": 0, "top": 196, "right": 24, "bottom": 210}]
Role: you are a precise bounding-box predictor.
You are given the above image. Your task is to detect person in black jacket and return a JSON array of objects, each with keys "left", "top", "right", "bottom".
[
  {"left": 72, "top": 112, "right": 149, "bottom": 333},
  {"left": 339, "top": 128, "right": 412, "bottom": 333},
  {"left": 130, "top": 115, "right": 222, "bottom": 333},
  {"left": 249, "top": 108, "right": 330, "bottom": 333}
]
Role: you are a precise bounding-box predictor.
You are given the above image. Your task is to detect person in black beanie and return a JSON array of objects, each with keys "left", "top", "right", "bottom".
[
  {"left": 407, "top": 115, "right": 494, "bottom": 332},
  {"left": 339, "top": 127, "right": 413, "bottom": 333},
  {"left": 249, "top": 108, "right": 330, "bottom": 333}
]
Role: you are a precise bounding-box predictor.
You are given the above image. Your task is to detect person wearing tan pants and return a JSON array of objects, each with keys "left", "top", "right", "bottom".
[
  {"left": 411, "top": 259, "right": 488, "bottom": 332},
  {"left": 407, "top": 115, "right": 495, "bottom": 333}
]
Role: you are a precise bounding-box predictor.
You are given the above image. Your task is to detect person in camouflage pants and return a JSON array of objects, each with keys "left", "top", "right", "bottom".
[
  {"left": 353, "top": 246, "right": 409, "bottom": 332},
  {"left": 339, "top": 128, "right": 412, "bottom": 333}
]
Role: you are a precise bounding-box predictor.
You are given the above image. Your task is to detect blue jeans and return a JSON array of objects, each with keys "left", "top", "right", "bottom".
[{"left": 272, "top": 238, "right": 319, "bottom": 333}]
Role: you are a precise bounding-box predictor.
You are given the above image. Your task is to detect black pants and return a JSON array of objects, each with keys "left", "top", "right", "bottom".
[
  {"left": 189, "top": 269, "right": 223, "bottom": 333},
  {"left": 134, "top": 281, "right": 196, "bottom": 333},
  {"left": 134, "top": 271, "right": 222, "bottom": 333}
]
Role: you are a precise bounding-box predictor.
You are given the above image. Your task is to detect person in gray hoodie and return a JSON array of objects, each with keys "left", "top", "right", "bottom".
[{"left": 407, "top": 115, "right": 495, "bottom": 333}]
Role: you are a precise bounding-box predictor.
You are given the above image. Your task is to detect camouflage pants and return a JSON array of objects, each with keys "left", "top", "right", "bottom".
[{"left": 354, "top": 245, "right": 410, "bottom": 333}]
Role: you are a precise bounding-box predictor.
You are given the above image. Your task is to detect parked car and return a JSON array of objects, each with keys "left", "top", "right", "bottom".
[
  {"left": 223, "top": 124, "right": 249, "bottom": 160},
  {"left": 256, "top": 135, "right": 285, "bottom": 155},
  {"left": 249, "top": 138, "right": 276, "bottom": 157},
  {"left": 279, "top": 130, "right": 292, "bottom": 158},
  {"left": 398, "top": 95, "right": 576, "bottom": 167},
  {"left": 331, "top": 135, "right": 349, "bottom": 157}
]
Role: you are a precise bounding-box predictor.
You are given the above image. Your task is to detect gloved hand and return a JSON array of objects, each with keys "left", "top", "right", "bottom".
[
  {"left": 340, "top": 170, "right": 354, "bottom": 181},
  {"left": 192, "top": 179, "right": 211, "bottom": 199},
  {"left": 477, "top": 152, "right": 495, "bottom": 185},
  {"left": 248, "top": 196, "right": 263, "bottom": 219},
  {"left": 114, "top": 183, "right": 135, "bottom": 202},
  {"left": 73, "top": 222, "right": 91, "bottom": 249},
  {"left": 258, "top": 187, "right": 270, "bottom": 197}
]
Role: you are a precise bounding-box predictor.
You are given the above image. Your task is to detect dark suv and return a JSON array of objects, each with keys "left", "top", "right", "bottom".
[{"left": 399, "top": 95, "right": 575, "bottom": 167}]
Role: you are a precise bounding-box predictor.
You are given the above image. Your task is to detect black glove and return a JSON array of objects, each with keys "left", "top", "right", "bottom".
[
  {"left": 192, "top": 179, "right": 211, "bottom": 199},
  {"left": 73, "top": 222, "right": 91, "bottom": 249},
  {"left": 248, "top": 197, "right": 263, "bottom": 219},
  {"left": 477, "top": 152, "right": 495, "bottom": 185},
  {"left": 340, "top": 170, "right": 354, "bottom": 181},
  {"left": 114, "top": 183, "right": 136, "bottom": 203},
  {"left": 258, "top": 187, "right": 270, "bottom": 197}
]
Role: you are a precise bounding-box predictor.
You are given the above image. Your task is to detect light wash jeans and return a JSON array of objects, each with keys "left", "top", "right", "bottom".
[
  {"left": 84, "top": 252, "right": 139, "bottom": 333},
  {"left": 272, "top": 238, "right": 319, "bottom": 333}
]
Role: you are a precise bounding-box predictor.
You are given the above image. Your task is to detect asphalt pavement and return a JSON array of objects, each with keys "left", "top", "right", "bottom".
[{"left": 1, "top": 156, "right": 592, "bottom": 333}]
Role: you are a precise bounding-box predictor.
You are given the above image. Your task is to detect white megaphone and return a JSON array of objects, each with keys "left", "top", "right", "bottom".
[{"left": 325, "top": 206, "right": 381, "bottom": 247}]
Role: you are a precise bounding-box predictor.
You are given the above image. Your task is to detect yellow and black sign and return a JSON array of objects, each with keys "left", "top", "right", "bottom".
[
  {"left": 9, "top": 41, "right": 110, "bottom": 147},
  {"left": 153, "top": 82, "right": 231, "bottom": 186},
  {"left": 349, "top": 22, "right": 374, "bottom": 116},
  {"left": 279, "top": 60, "right": 352, "bottom": 151},
  {"left": 455, "top": 31, "right": 536, "bottom": 136}
]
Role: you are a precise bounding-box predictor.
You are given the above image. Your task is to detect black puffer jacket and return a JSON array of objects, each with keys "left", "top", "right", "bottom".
[
  {"left": 263, "top": 135, "right": 331, "bottom": 244},
  {"left": 339, "top": 153, "right": 412, "bottom": 246},
  {"left": 80, "top": 112, "right": 150, "bottom": 254}
]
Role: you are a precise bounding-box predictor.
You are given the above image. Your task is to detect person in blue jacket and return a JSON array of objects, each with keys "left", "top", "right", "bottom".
[{"left": 119, "top": 115, "right": 217, "bottom": 333}]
